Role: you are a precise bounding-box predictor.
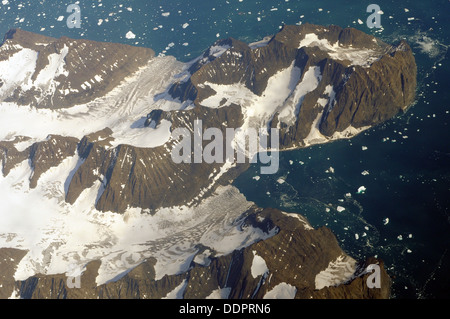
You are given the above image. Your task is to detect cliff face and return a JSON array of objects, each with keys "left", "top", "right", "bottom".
[
  {"left": 0, "top": 24, "right": 416, "bottom": 300},
  {"left": 319, "top": 41, "right": 417, "bottom": 137}
]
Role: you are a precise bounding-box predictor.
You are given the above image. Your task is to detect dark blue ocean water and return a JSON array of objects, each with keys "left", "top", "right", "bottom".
[{"left": 1, "top": 0, "right": 449, "bottom": 298}]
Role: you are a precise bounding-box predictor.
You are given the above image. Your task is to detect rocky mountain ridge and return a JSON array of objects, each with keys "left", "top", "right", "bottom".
[
  {"left": 167, "top": 23, "right": 416, "bottom": 149},
  {"left": 0, "top": 24, "right": 416, "bottom": 299},
  {"left": 0, "top": 28, "right": 155, "bottom": 109},
  {"left": 1, "top": 208, "right": 390, "bottom": 299}
]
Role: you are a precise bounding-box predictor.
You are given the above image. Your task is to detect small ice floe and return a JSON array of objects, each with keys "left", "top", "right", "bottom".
[
  {"left": 325, "top": 208, "right": 331, "bottom": 213},
  {"left": 355, "top": 233, "right": 360, "bottom": 240},
  {"left": 383, "top": 218, "right": 389, "bottom": 225},
  {"left": 337, "top": 206, "right": 346, "bottom": 213},
  {"left": 345, "top": 193, "right": 352, "bottom": 198},
  {"left": 362, "top": 146, "right": 368, "bottom": 151},
  {"left": 361, "top": 170, "right": 370, "bottom": 176},
  {"left": 289, "top": 160, "right": 293, "bottom": 165},
  {"left": 126, "top": 31, "right": 136, "bottom": 39},
  {"left": 325, "top": 167, "right": 335, "bottom": 174},
  {"left": 277, "top": 178, "right": 285, "bottom": 184},
  {"left": 397, "top": 235, "right": 403, "bottom": 241},
  {"left": 253, "top": 176, "right": 260, "bottom": 181},
  {"left": 407, "top": 249, "right": 412, "bottom": 253},
  {"left": 357, "top": 186, "right": 366, "bottom": 194}
]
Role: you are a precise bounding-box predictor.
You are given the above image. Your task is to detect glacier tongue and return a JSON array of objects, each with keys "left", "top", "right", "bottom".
[{"left": 0, "top": 56, "right": 184, "bottom": 148}]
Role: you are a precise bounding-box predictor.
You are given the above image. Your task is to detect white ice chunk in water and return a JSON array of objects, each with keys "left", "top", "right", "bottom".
[
  {"left": 126, "top": 31, "right": 136, "bottom": 39},
  {"left": 357, "top": 186, "right": 366, "bottom": 194}
]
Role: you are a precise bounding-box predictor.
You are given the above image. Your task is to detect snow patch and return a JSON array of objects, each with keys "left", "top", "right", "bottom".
[
  {"left": 34, "top": 45, "right": 70, "bottom": 92},
  {"left": 163, "top": 279, "right": 188, "bottom": 299},
  {"left": 0, "top": 48, "right": 38, "bottom": 98},
  {"left": 299, "top": 33, "right": 381, "bottom": 67},
  {"left": 263, "top": 283, "right": 297, "bottom": 299},
  {"left": 315, "top": 255, "right": 357, "bottom": 289},
  {"left": 281, "top": 211, "right": 314, "bottom": 230},
  {"left": 251, "top": 251, "right": 269, "bottom": 278},
  {"left": 206, "top": 287, "right": 232, "bottom": 299}
]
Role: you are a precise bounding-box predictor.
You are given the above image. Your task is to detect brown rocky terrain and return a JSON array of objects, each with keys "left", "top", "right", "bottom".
[
  {"left": 5, "top": 209, "right": 390, "bottom": 299},
  {"left": 0, "top": 24, "right": 417, "bottom": 214},
  {"left": 0, "top": 248, "right": 28, "bottom": 299},
  {"left": 65, "top": 104, "right": 246, "bottom": 213},
  {"left": 0, "top": 23, "right": 416, "bottom": 300},
  {"left": 168, "top": 23, "right": 417, "bottom": 148},
  {"left": 0, "top": 28, "right": 155, "bottom": 109},
  {"left": 1, "top": 135, "right": 79, "bottom": 188}
]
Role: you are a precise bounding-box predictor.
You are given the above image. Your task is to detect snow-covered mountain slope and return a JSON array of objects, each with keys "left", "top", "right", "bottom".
[
  {"left": 0, "top": 24, "right": 414, "bottom": 299},
  {"left": 3, "top": 208, "right": 391, "bottom": 300},
  {"left": 0, "top": 29, "right": 155, "bottom": 109}
]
